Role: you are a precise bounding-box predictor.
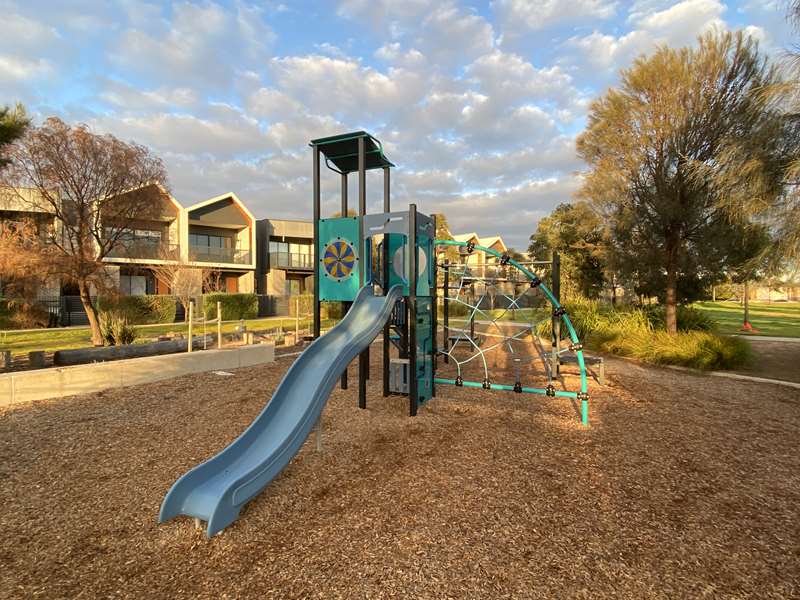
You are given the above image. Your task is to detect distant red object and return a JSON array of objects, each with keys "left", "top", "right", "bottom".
[{"left": 741, "top": 321, "right": 759, "bottom": 333}]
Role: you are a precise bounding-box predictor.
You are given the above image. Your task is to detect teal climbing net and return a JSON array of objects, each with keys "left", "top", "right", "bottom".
[{"left": 434, "top": 239, "right": 590, "bottom": 424}]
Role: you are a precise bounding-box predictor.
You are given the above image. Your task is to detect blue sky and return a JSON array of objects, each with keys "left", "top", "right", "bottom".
[{"left": 1, "top": 0, "right": 796, "bottom": 249}]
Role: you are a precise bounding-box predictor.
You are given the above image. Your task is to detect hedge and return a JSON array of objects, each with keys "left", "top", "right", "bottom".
[
  {"left": 203, "top": 293, "right": 258, "bottom": 321},
  {"left": 96, "top": 295, "right": 177, "bottom": 325}
]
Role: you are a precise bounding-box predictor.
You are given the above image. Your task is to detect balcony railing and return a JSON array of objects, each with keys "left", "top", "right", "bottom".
[
  {"left": 190, "top": 245, "right": 251, "bottom": 265},
  {"left": 105, "top": 241, "right": 179, "bottom": 260},
  {"left": 269, "top": 252, "right": 313, "bottom": 270}
]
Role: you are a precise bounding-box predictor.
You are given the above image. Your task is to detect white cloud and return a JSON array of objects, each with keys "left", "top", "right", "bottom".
[
  {"left": 110, "top": 2, "right": 275, "bottom": 89},
  {"left": 493, "top": 0, "right": 618, "bottom": 35},
  {"left": 269, "top": 55, "right": 427, "bottom": 119},
  {"left": 0, "top": 55, "right": 52, "bottom": 82},
  {"left": 565, "top": 0, "right": 727, "bottom": 73}
]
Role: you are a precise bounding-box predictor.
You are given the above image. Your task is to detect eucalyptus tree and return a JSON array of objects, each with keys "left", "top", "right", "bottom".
[{"left": 577, "top": 31, "right": 795, "bottom": 333}]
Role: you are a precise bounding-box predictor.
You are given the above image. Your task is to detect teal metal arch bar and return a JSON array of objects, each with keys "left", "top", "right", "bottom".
[
  {"left": 434, "top": 239, "right": 589, "bottom": 425},
  {"left": 434, "top": 378, "right": 578, "bottom": 399}
]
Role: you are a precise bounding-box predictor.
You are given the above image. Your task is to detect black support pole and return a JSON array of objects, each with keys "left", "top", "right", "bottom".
[
  {"left": 358, "top": 136, "right": 368, "bottom": 409},
  {"left": 409, "top": 204, "right": 418, "bottom": 417},
  {"left": 340, "top": 172, "right": 349, "bottom": 390},
  {"left": 431, "top": 215, "right": 437, "bottom": 398},
  {"left": 313, "top": 145, "right": 321, "bottom": 340},
  {"left": 443, "top": 260, "right": 449, "bottom": 364},
  {"left": 382, "top": 166, "right": 391, "bottom": 398}
]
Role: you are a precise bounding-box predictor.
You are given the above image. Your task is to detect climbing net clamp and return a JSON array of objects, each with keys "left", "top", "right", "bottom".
[
  {"left": 545, "top": 384, "right": 556, "bottom": 397},
  {"left": 455, "top": 375, "right": 463, "bottom": 387},
  {"left": 500, "top": 253, "right": 511, "bottom": 266},
  {"left": 553, "top": 306, "right": 567, "bottom": 318},
  {"left": 482, "top": 378, "right": 491, "bottom": 390},
  {"left": 530, "top": 276, "right": 542, "bottom": 288},
  {"left": 465, "top": 240, "right": 475, "bottom": 253}
]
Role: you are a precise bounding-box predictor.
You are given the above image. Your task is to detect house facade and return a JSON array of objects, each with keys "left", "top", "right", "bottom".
[
  {"left": 450, "top": 232, "right": 508, "bottom": 277},
  {"left": 255, "top": 218, "right": 314, "bottom": 296},
  {"left": 0, "top": 185, "right": 256, "bottom": 298}
]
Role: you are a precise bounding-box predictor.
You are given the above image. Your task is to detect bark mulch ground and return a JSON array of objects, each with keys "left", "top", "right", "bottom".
[{"left": 1, "top": 345, "right": 798, "bottom": 599}]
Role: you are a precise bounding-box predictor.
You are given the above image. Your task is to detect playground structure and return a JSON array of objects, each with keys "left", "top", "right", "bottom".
[{"left": 159, "top": 131, "right": 590, "bottom": 537}]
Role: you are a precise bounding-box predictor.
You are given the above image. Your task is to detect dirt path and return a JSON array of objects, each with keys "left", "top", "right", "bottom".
[{"left": 1, "top": 349, "right": 798, "bottom": 599}]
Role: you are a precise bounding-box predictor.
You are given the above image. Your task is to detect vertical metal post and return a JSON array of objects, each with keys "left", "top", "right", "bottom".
[
  {"left": 340, "top": 172, "right": 349, "bottom": 390},
  {"left": 443, "top": 260, "right": 449, "bottom": 364},
  {"left": 382, "top": 166, "right": 391, "bottom": 397},
  {"left": 358, "top": 137, "right": 368, "bottom": 409},
  {"left": 550, "top": 251, "right": 561, "bottom": 380},
  {"left": 217, "top": 301, "right": 222, "bottom": 348},
  {"left": 187, "top": 300, "right": 194, "bottom": 353},
  {"left": 409, "top": 204, "right": 418, "bottom": 416},
  {"left": 313, "top": 145, "right": 321, "bottom": 340},
  {"left": 431, "top": 216, "right": 437, "bottom": 398}
]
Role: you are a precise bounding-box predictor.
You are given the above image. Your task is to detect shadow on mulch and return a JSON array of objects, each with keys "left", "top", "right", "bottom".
[{"left": 1, "top": 344, "right": 798, "bottom": 599}]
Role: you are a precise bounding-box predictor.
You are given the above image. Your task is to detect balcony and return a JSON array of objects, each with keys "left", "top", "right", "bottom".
[
  {"left": 190, "top": 245, "right": 251, "bottom": 265},
  {"left": 269, "top": 252, "right": 313, "bottom": 270},
  {"left": 106, "top": 241, "right": 179, "bottom": 261}
]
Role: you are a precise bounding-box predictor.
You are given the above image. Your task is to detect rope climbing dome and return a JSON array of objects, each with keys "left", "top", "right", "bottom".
[{"left": 434, "top": 239, "right": 589, "bottom": 425}]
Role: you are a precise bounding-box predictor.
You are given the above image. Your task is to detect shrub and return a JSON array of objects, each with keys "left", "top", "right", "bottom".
[
  {"left": 0, "top": 298, "right": 51, "bottom": 329},
  {"left": 289, "top": 294, "right": 314, "bottom": 317},
  {"left": 97, "top": 295, "right": 176, "bottom": 325},
  {"left": 643, "top": 304, "right": 716, "bottom": 332},
  {"left": 100, "top": 313, "right": 137, "bottom": 345},
  {"left": 320, "top": 301, "right": 344, "bottom": 320},
  {"left": 204, "top": 293, "right": 258, "bottom": 321},
  {"left": 533, "top": 297, "right": 746, "bottom": 371},
  {"left": 602, "top": 330, "right": 750, "bottom": 370}
]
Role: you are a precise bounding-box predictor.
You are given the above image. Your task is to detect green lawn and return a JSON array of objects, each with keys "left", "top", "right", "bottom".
[
  {"left": 693, "top": 301, "right": 800, "bottom": 337},
  {"left": 0, "top": 316, "right": 335, "bottom": 357}
]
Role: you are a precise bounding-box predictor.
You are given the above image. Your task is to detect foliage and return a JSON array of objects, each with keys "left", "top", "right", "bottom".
[
  {"left": 577, "top": 31, "right": 795, "bottom": 333},
  {"left": 432, "top": 213, "right": 460, "bottom": 264},
  {"left": 535, "top": 297, "right": 746, "bottom": 369},
  {"left": 0, "top": 103, "right": 29, "bottom": 166},
  {"left": 96, "top": 295, "right": 176, "bottom": 325},
  {"left": 0, "top": 117, "right": 169, "bottom": 345},
  {"left": 99, "top": 313, "right": 137, "bottom": 346},
  {"left": 604, "top": 330, "right": 751, "bottom": 370},
  {"left": 203, "top": 293, "right": 258, "bottom": 321},
  {"left": 642, "top": 304, "right": 716, "bottom": 332},
  {"left": 528, "top": 202, "right": 607, "bottom": 299},
  {"left": 289, "top": 294, "right": 314, "bottom": 317}
]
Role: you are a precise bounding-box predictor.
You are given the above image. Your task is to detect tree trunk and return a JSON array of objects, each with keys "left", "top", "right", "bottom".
[
  {"left": 743, "top": 281, "right": 750, "bottom": 326},
  {"left": 78, "top": 279, "right": 103, "bottom": 346},
  {"left": 664, "top": 235, "right": 679, "bottom": 335}
]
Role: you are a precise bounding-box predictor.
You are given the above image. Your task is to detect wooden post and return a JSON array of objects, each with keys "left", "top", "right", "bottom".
[
  {"left": 295, "top": 297, "right": 300, "bottom": 340},
  {"left": 217, "top": 301, "right": 223, "bottom": 348},
  {"left": 187, "top": 300, "right": 194, "bottom": 353}
]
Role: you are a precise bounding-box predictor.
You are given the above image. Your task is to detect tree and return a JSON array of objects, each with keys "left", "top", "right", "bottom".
[
  {"left": 528, "top": 202, "right": 607, "bottom": 299},
  {"left": 576, "top": 31, "right": 795, "bottom": 332},
  {"left": 431, "top": 212, "right": 459, "bottom": 263},
  {"left": 0, "top": 104, "right": 29, "bottom": 166},
  {"left": 149, "top": 246, "right": 221, "bottom": 321},
  {"left": 0, "top": 220, "right": 56, "bottom": 327},
  {"left": 0, "top": 118, "right": 168, "bottom": 345}
]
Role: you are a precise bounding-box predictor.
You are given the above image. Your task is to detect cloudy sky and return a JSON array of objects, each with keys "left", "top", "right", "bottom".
[{"left": 1, "top": 1, "right": 796, "bottom": 249}]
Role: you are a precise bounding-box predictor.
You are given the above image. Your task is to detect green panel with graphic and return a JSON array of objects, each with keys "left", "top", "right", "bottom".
[
  {"left": 415, "top": 297, "right": 434, "bottom": 404},
  {"left": 387, "top": 233, "right": 434, "bottom": 297},
  {"left": 319, "top": 216, "right": 361, "bottom": 301}
]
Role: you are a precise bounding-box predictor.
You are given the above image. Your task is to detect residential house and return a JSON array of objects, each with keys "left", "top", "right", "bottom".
[
  {"left": 451, "top": 232, "right": 508, "bottom": 277},
  {"left": 1, "top": 184, "right": 256, "bottom": 298},
  {"left": 255, "top": 218, "right": 314, "bottom": 296}
]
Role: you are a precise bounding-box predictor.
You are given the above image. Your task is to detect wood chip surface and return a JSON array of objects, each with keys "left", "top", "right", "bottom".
[{"left": 1, "top": 343, "right": 798, "bottom": 599}]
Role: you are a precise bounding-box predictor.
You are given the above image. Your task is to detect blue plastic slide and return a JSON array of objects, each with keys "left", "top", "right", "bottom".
[{"left": 159, "top": 284, "right": 403, "bottom": 537}]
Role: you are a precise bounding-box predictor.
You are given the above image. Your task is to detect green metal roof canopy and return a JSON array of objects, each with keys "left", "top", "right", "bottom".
[{"left": 309, "top": 130, "right": 394, "bottom": 174}]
